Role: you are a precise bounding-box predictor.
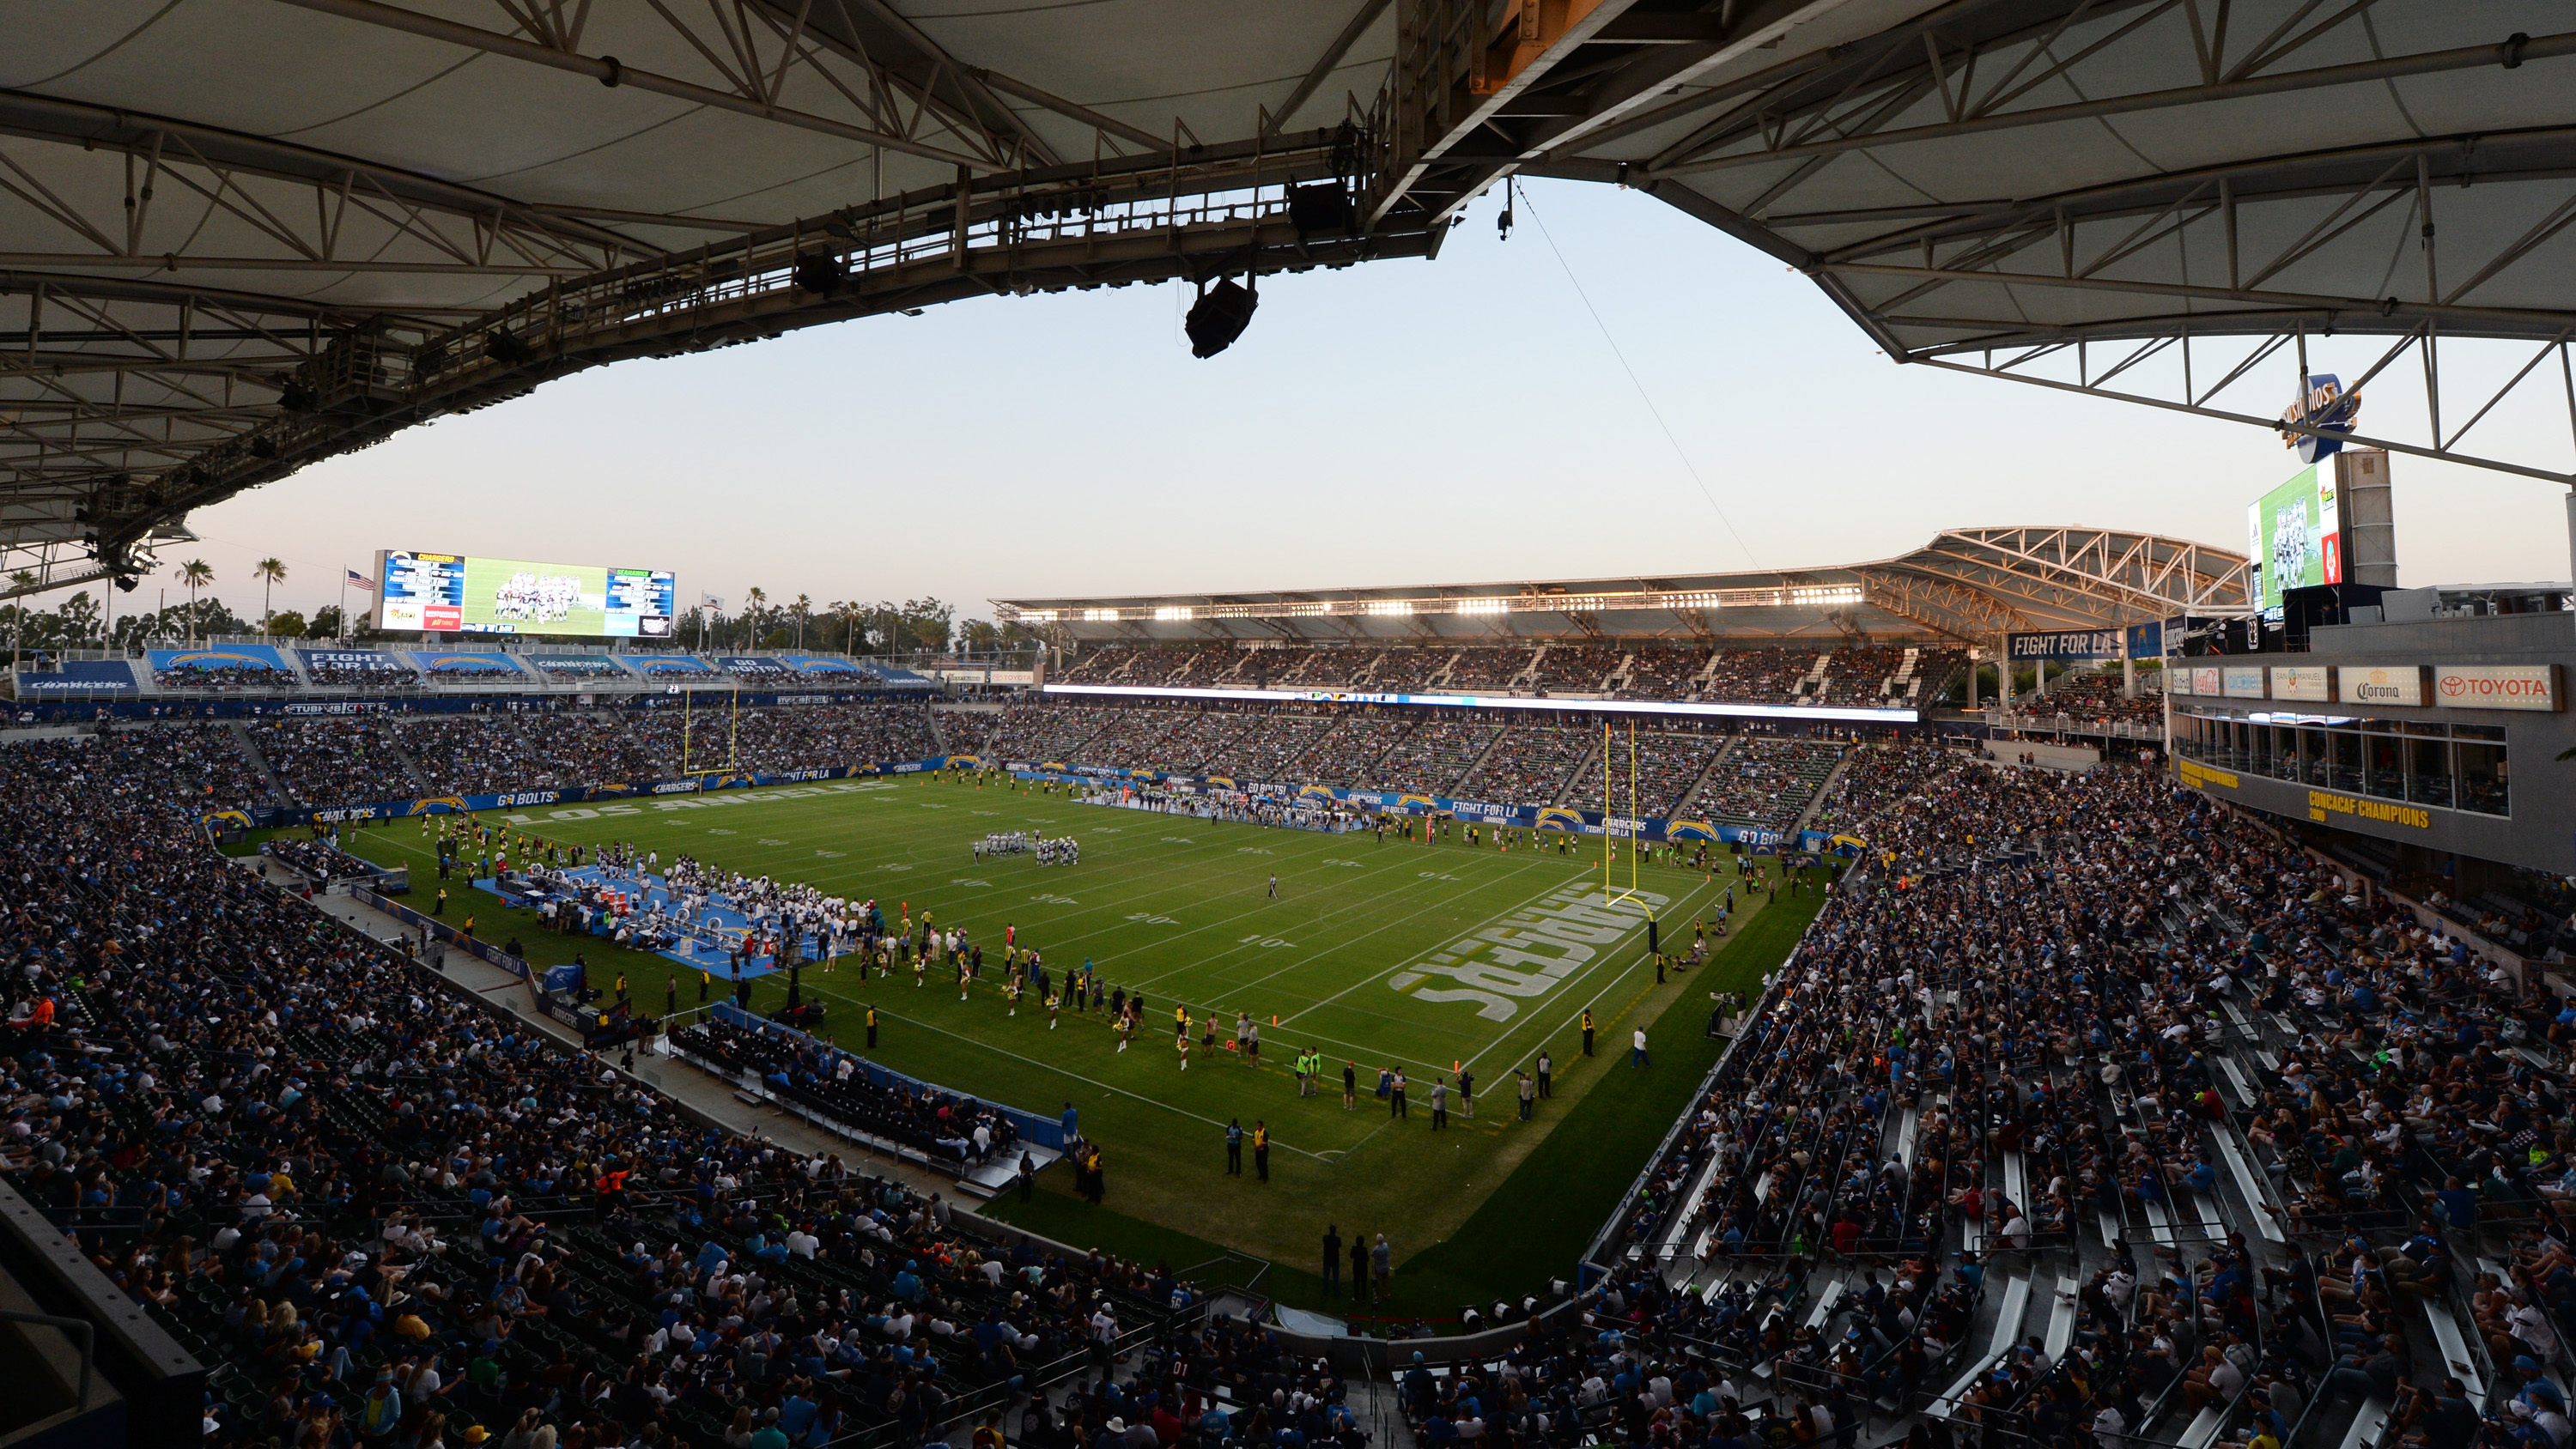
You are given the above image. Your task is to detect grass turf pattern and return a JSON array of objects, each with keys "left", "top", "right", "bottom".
[{"left": 294, "top": 773, "right": 1819, "bottom": 1309}]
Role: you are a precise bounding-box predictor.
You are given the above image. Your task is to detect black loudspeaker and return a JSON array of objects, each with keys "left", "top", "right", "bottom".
[
  {"left": 1185, "top": 278, "right": 1258, "bottom": 357},
  {"left": 486, "top": 329, "right": 534, "bottom": 365},
  {"left": 1288, "top": 180, "right": 1353, "bottom": 237},
  {"left": 792, "top": 254, "right": 845, "bottom": 295}
]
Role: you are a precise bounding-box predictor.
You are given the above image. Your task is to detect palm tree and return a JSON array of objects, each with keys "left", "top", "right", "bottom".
[
  {"left": 829, "top": 599, "right": 854, "bottom": 656},
  {"left": 178, "top": 560, "right": 214, "bottom": 645},
  {"left": 793, "top": 593, "right": 813, "bottom": 650},
  {"left": 744, "top": 586, "right": 768, "bottom": 649},
  {"left": 252, "top": 558, "right": 288, "bottom": 637}
]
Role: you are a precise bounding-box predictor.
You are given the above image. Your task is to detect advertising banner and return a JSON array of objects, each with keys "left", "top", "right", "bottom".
[
  {"left": 2190, "top": 666, "right": 2221, "bottom": 697},
  {"left": 2433, "top": 664, "right": 2561, "bottom": 712},
  {"left": 2269, "top": 665, "right": 2332, "bottom": 702},
  {"left": 2126, "top": 621, "right": 2165, "bottom": 660},
  {"left": 2008, "top": 629, "right": 2127, "bottom": 661},
  {"left": 2339, "top": 664, "right": 2427, "bottom": 707},
  {"left": 2221, "top": 665, "right": 2268, "bottom": 699}
]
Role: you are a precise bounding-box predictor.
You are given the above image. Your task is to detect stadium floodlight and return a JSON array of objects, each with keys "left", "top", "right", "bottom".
[
  {"left": 1184, "top": 276, "right": 1258, "bottom": 358},
  {"left": 1455, "top": 597, "right": 1510, "bottom": 615}
]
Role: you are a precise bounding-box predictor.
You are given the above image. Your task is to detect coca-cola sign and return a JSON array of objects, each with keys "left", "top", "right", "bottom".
[{"left": 2433, "top": 664, "right": 2560, "bottom": 712}]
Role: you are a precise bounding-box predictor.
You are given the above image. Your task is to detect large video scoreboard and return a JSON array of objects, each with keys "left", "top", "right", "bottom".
[{"left": 374, "top": 550, "right": 677, "bottom": 638}]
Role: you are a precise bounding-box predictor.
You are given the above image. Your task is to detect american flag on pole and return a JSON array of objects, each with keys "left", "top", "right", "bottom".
[{"left": 346, "top": 568, "right": 376, "bottom": 591}]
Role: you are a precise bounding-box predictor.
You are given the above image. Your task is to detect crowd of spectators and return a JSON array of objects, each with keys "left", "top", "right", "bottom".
[
  {"left": 0, "top": 731, "right": 1203, "bottom": 1449},
  {"left": 1569, "top": 727, "right": 1730, "bottom": 817},
  {"left": 671, "top": 1021, "right": 1022, "bottom": 1167},
  {"left": 625, "top": 704, "right": 939, "bottom": 776},
  {"left": 157, "top": 662, "right": 301, "bottom": 692},
  {"left": 1618, "top": 647, "right": 1713, "bottom": 701},
  {"left": 303, "top": 658, "right": 421, "bottom": 691},
  {"left": 1443, "top": 647, "right": 1535, "bottom": 691},
  {"left": 1371, "top": 716, "right": 1501, "bottom": 797},
  {"left": 1813, "top": 647, "right": 1910, "bottom": 706},
  {"left": 1564, "top": 745, "right": 2576, "bottom": 1449},
  {"left": 399, "top": 713, "right": 562, "bottom": 797},
  {"left": 420, "top": 660, "right": 527, "bottom": 683},
  {"left": 1531, "top": 646, "right": 1624, "bottom": 694},
  {"left": 1457, "top": 724, "right": 1594, "bottom": 808},
  {"left": 531, "top": 658, "right": 629, "bottom": 683},
  {"left": 2011, "top": 667, "right": 2168, "bottom": 728},
  {"left": 1693, "top": 736, "right": 1843, "bottom": 829},
  {"left": 980, "top": 703, "right": 1123, "bottom": 765},
  {"left": 248, "top": 717, "right": 421, "bottom": 809},
  {"left": 1695, "top": 649, "right": 1822, "bottom": 705}
]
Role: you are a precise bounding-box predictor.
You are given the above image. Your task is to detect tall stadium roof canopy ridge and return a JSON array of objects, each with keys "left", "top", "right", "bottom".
[
  {"left": 993, "top": 525, "right": 2251, "bottom": 645},
  {"left": 5, "top": 3, "right": 2573, "bottom": 597}
]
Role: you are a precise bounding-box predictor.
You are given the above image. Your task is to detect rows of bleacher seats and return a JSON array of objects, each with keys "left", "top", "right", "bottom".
[
  {"left": 0, "top": 732, "right": 1202, "bottom": 1449},
  {"left": 625, "top": 702, "right": 939, "bottom": 775},
  {"left": 1456, "top": 723, "right": 1595, "bottom": 807},
  {"left": 670, "top": 1020, "right": 1018, "bottom": 1166},
  {"left": 1699, "top": 648, "right": 1821, "bottom": 704},
  {"left": 1443, "top": 646, "right": 1534, "bottom": 691},
  {"left": 1568, "top": 726, "right": 1731, "bottom": 817},
  {"left": 979, "top": 701, "right": 1116, "bottom": 763},
  {"left": 1531, "top": 645, "right": 1624, "bottom": 694},
  {"left": 303, "top": 658, "right": 421, "bottom": 690},
  {"left": 1200, "top": 708, "right": 1345, "bottom": 783},
  {"left": 2019, "top": 668, "right": 2167, "bottom": 727},
  {"left": 98, "top": 720, "right": 279, "bottom": 809},
  {"left": 1619, "top": 646, "right": 1712, "bottom": 700},
  {"left": 156, "top": 662, "right": 300, "bottom": 691},
  {"left": 1693, "top": 737, "right": 1843, "bottom": 829},
  {"left": 1582, "top": 747, "right": 2576, "bottom": 1449},
  {"left": 1814, "top": 646, "right": 1911, "bottom": 706},
  {"left": 1372, "top": 716, "right": 1501, "bottom": 797},
  {"left": 1045, "top": 641, "right": 1959, "bottom": 706},
  {"left": 248, "top": 717, "right": 420, "bottom": 809}
]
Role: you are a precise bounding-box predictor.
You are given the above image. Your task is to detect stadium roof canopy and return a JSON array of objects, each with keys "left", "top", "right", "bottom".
[
  {"left": 6, "top": 2, "right": 2573, "bottom": 596},
  {"left": 993, "top": 525, "right": 2252, "bottom": 645}
]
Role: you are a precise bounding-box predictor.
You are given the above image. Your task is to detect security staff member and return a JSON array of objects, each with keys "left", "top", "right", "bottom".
[{"left": 1581, "top": 1009, "right": 1596, "bottom": 1056}]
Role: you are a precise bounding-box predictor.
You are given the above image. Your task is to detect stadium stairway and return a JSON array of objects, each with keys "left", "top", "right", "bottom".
[
  {"left": 228, "top": 718, "right": 294, "bottom": 806},
  {"left": 1788, "top": 753, "right": 1855, "bottom": 837},
  {"left": 1668, "top": 735, "right": 1742, "bottom": 821},
  {"left": 1549, "top": 732, "right": 1601, "bottom": 809}
]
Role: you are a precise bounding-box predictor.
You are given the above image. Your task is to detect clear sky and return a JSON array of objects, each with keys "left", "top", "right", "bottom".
[{"left": 105, "top": 179, "right": 2576, "bottom": 627}]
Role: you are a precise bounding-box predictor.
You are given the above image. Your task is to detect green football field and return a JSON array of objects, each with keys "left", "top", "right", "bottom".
[{"left": 300, "top": 773, "right": 1817, "bottom": 1314}]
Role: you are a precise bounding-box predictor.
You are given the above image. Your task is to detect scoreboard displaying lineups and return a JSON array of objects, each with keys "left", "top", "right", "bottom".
[{"left": 374, "top": 550, "right": 677, "bottom": 638}]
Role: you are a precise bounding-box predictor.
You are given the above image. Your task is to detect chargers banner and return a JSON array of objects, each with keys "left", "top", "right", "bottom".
[{"left": 2007, "top": 630, "right": 2128, "bottom": 661}]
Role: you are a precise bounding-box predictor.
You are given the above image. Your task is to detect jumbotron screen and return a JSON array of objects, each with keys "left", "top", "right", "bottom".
[{"left": 374, "top": 550, "right": 677, "bottom": 639}]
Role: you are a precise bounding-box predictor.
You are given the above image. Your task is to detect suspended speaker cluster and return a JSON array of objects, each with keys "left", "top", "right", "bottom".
[{"left": 1185, "top": 276, "right": 1258, "bottom": 358}]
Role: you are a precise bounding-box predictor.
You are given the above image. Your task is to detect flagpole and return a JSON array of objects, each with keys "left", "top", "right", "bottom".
[{"left": 339, "top": 570, "right": 347, "bottom": 642}]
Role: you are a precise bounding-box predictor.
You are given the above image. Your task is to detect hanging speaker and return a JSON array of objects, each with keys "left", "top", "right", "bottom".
[{"left": 1184, "top": 277, "right": 1259, "bottom": 357}]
